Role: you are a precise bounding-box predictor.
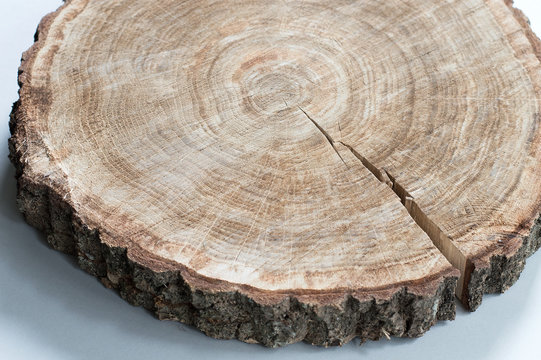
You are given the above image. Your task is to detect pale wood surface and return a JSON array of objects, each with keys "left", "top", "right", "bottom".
[{"left": 9, "top": 0, "right": 541, "bottom": 346}]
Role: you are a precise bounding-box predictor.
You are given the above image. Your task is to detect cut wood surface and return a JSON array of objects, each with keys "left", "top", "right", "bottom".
[{"left": 8, "top": 0, "right": 541, "bottom": 347}]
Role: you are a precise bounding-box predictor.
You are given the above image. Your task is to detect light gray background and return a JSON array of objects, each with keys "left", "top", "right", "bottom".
[{"left": 1, "top": 1, "right": 540, "bottom": 359}]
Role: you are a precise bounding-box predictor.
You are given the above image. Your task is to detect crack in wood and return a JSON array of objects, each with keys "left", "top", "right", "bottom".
[
  {"left": 299, "top": 109, "right": 468, "bottom": 303},
  {"left": 380, "top": 168, "right": 468, "bottom": 302},
  {"left": 341, "top": 142, "right": 468, "bottom": 302},
  {"left": 298, "top": 107, "right": 348, "bottom": 168}
]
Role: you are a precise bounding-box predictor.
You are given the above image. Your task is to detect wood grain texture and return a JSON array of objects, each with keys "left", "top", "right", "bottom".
[{"left": 8, "top": 0, "right": 541, "bottom": 346}]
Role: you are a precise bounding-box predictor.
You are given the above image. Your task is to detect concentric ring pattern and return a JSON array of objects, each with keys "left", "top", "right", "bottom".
[{"left": 19, "top": 0, "right": 541, "bottom": 299}]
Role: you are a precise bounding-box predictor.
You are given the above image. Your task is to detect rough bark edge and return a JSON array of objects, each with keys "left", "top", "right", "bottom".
[
  {"left": 9, "top": 122, "right": 458, "bottom": 347},
  {"left": 6, "top": 0, "right": 459, "bottom": 347},
  {"left": 462, "top": 0, "right": 541, "bottom": 311},
  {"left": 465, "top": 217, "right": 541, "bottom": 311}
]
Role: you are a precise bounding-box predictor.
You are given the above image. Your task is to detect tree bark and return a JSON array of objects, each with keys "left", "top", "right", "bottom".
[{"left": 9, "top": 0, "right": 541, "bottom": 346}]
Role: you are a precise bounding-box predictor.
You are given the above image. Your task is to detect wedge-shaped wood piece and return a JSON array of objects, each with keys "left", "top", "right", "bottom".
[{"left": 8, "top": 0, "right": 541, "bottom": 347}]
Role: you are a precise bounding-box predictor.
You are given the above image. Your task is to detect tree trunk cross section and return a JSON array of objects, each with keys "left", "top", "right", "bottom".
[{"left": 9, "top": 0, "right": 541, "bottom": 347}]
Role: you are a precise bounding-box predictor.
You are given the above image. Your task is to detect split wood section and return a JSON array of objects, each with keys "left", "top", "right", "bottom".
[
  {"left": 8, "top": 0, "right": 541, "bottom": 346},
  {"left": 299, "top": 107, "right": 470, "bottom": 305}
]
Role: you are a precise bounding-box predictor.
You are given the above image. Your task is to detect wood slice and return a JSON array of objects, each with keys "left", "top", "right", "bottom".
[{"left": 9, "top": 0, "right": 541, "bottom": 347}]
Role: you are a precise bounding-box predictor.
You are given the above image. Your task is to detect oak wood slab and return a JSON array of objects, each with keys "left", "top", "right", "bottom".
[{"left": 9, "top": 0, "right": 541, "bottom": 346}]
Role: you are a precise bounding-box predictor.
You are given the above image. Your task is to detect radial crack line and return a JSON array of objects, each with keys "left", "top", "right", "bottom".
[
  {"left": 297, "top": 107, "right": 348, "bottom": 168},
  {"left": 380, "top": 168, "right": 468, "bottom": 301},
  {"left": 337, "top": 142, "right": 389, "bottom": 184},
  {"left": 296, "top": 109, "right": 469, "bottom": 304},
  {"left": 337, "top": 140, "right": 469, "bottom": 304}
]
